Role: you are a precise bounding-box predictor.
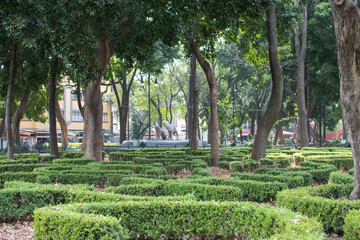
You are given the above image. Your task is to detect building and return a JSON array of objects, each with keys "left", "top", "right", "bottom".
[{"left": 19, "top": 83, "right": 113, "bottom": 144}]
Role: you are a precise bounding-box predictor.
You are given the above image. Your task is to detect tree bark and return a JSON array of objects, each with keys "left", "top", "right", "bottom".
[
  {"left": 83, "top": 40, "right": 115, "bottom": 161},
  {"left": 188, "top": 53, "right": 196, "bottom": 139},
  {"left": 49, "top": 57, "right": 60, "bottom": 158},
  {"left": 191, "top": 41, "right": 220, "bottom": 166},
  {"left": 294, "top": 1, "right": 310, "bottom": 147},
  {"left": 81, "top": 105, "right": 88, "bottom": 151},
  {"left": 6, "top": 39, "right": 17, "bottom": 159},
  {"left": 55, "top": 97, "right": 68, "bottom": 146},
  {"left": 251, "top": 4, "right": 283, "bottom": 160},
  {"left": 190, "top": 68, "right": 199, "bottom": 150},
  {"left": 12, "top": 88, "right": 31, "bottom": 145},
  {"left": 330, "top": 0, "right": 360, "bottom": 199}
]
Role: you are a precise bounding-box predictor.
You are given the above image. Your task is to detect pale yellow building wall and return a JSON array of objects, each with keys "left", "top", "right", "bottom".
[{"left": 20, "top": 84, "right": 112, "bottom": 131}]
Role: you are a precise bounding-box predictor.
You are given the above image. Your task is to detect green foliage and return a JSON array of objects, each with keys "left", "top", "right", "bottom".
[
  {"left": 185, "top": 177, "right": 286, "bottom": 202},
  {"left": 344, "top": 210, "right": 360, "bottom": 240},
  {"left": 107, "top": 182, "right": 243, "bottom": 202},
  {"left": 231, "top": 172, "right": 307, "bottom": 189},
  {"left": 34, "top": 200, "right": 325, "bottom": 240},
  {"left": 230, "top": 159, "right": 260, "bottom": 172},
  {"left": 34, "top": 208, "right": 129, "bottom": 240},
  {"left": 277, "top": 184, "right": 359, "bottom": 234},
  {"left": 0, "top": 181, "right": 191, "bottom": 222},
  {"left": 329, "top": 171, "right": 353, "bottom": 185}
]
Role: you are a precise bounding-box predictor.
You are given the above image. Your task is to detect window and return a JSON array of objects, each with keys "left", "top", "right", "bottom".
[
  {"left": 71, "top": 111, "right": 83, "bottom": 121},
  {"left": 103, "top": 113, "right": 108, "bottom": 122}
]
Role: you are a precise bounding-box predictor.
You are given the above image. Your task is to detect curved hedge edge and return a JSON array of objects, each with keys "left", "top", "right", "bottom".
[
  {"left": 34, "top": 201, "right": 325, "bottom": 240},
  {"left": 34, "top": 207, "right": 129, "bottom": 240},
  {"left": 0, "top": 181, "right": 194, "bottom": 222},
  {"left": 344, "top": 209, "right": 360, "bottom": 240},
  {"left": 276, "top": 184, "right": 360, "bottom": 235}
]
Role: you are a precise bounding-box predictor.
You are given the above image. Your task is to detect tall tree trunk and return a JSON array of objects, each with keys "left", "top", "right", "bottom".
[
  {"left": 12, "top": 88, "right": 31, "bottom": 145},
  {"left": 188, "top": 53, "right": 196, "bottom": 139},
  {"left": 294, "top": 1, "right": 310, "bottom": 147},
  {"left": 190, "top": 69, "right": 199, "bottom": 150},
  {"left": 83, "top": 40, "right": 115, "bottom": 161},
  {"left": 207, "top": 114, "right": 212, "bottom": 144},
  {"left": 49, "top": 57, "right": 60, "bottom": 158},
  {"left": 330, "top": 0, "right": 360, "bottom": 199},
  {"left": 273, "top": 95, "right": 284, "bottom": 146},
  {"left": 250, "top": 114, "right": 255, "bottom": 138},
  {"left": 251, "top": 4, "right": 283, "bottom": 160},
  {"left": 55, "top": 97, "right": 68, "bottom": 146},
  {"left": 6, "top": 40, "right": 17, "bottom": 159},
  {"left": 81, "top": 105, "right": 88, "bottom": 151},
  {"left": 191, "top": 41, "right": 220, "bottom": 166}
]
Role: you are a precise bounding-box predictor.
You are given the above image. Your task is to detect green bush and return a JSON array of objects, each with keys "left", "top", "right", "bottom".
[
  {"left": 329, "top": 171, "right": 353, "bottom": 185},
  {"left": 36, "top": 175, "right": 52, "bottom": 184},
  {"left": 53, "top": 158, "right": 96, "bottom": 165},
  {"left": 34, "top": 208, "right": 129, "bottom": 240},
  {"left": 0, "top": 172, "right": 39, "bottom": 187},
  {"left": 293, "top": 153, "right": 304, "bottom": 164},
  {"left": 230, "top": 160, "right": 259, "bottom": 172},
  {"left": 192, "top": 167, "right": 212, "bottom": 177},
  {"left": 259, "top": 158, "right": 274, "bottom": 165},
  {"left": 344, "top": 209, "right": 360, "bottom": 240},
  {"left": 0, "top": 163, "right": 44, "bottom": 172},
  {"left": 186, "top": 177, "right": 286, "bottom": 202},
  {"left": 231, "top": 172, "right": 307, "bottom": 188},
  {"left": 107, "top": 181, "right": 244, "bottom": 202},
  {"left": 0, "top": 181, "right": 192, "bottom": 222},
  {"left": 277, "top": 184, "right": 360, "bottom": 234},
  {"left": 217, "top": 161, "right": 230, "bottom": 170},
  {"left": 0, "top": 158, "right": 40, "bottom": 165},
  {"left": 34, "top": 201, "right": 325, "bottom": 239},
  {"left": 274, "top": 158, "right": 290, "bottom": 167}
]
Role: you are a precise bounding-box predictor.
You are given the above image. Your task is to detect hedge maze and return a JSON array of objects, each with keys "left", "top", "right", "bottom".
[{"left": 0, "top": 147, "right": 357, "bottom": 239}]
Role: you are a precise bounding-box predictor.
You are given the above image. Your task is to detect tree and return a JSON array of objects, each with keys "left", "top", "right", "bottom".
[
  {"left": 329, "top": 0, "right": 360, "bottom": 200},
  {"left": 294, "top": 0, "right": 310, "bottom": 147},
  {"left": 251, "top": 4, "right": 284, "bottom": 160}
]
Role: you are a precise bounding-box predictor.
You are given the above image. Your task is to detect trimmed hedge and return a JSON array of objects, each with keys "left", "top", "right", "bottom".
[
  {"left": 185, "top": 177, "right": 286, "bottom": 202},
  {"left": 344, "top": 209, "right": 360, "bottom": 240},
  {"left": 52, "top": 158, "right": 97, "bottom": 165},
  {"left": 34, "top": 201, "right": 325, "bottom": 240},
  {"left": 277, "top": 184, "right": 360, "bottom": 234},
  {"left": 106, "top": 182, "right": 244, "bottom": 202},
  {"left": 329, "top": 171, "right": 353, "bottom": 185},
  {"left": 0, "top": 181, "right": 192, "bottom": 222},
  {"left": 231, "top": 172, "right": 308, "bottom": 188}
]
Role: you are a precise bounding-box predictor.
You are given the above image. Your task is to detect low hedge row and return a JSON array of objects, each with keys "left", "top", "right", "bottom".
[
  {"left": 344, "top": 209, "right": 360, "bottom": 240},
  {"left": 33, "top": 200, "right": 325, "bottom": 240},
  {"left": 0, "top": 181, "right": 192, "bottom": 222},
  {"left": 304, "top": 157, "right": 353, "bottom": 170},
  {"left": 277, "top": 184, "right": 359, "bottom": 234},
  {"left": 231, "top": 172, "right": 309, "bottom": 188},
  {"left": 106, "top": 182, "right": 244, "bottom": 202},
  {"left": 0, "top": 172, "right": 39, "bottom": 187},
  {"left": 256, "top": 162, "right": 337, "bottom": 183},
  {"left": 185, "top": 177, "right": 286, "bottom": 202},
  {"left": 52, "top": 158, "right": 97, "bottom": 165},
  {"left": 329, "top": 171, "right": 353, "bottom": 185}
]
